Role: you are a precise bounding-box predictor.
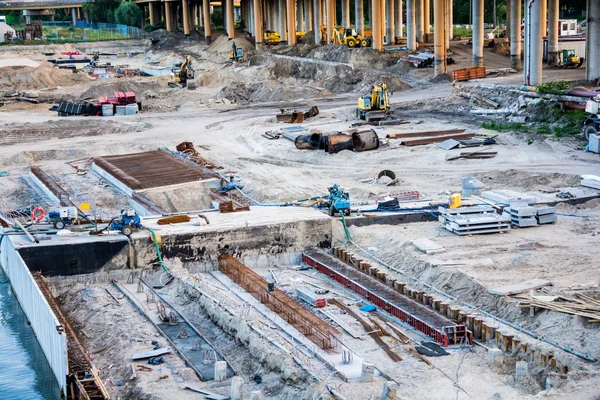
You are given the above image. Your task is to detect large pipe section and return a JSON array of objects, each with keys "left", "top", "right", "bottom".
[
  {"left": 586, "top": 0, "right": 600, "bottom": 81},
  {"left": 406, "top": 0, "right": 416, "bottom": 50},
  {"left": 472, "top": 0, "right": 483, "bottom": 66},
  {"left": 547, "top": 0, "right": 558, "bottom": 66},
  {"left": 433, "top": 0, "right": 446, "bottom": 76},
  {"left": 371, "top": 0, "right": 383, "bottom": 50},
  {"left": 509, "top": 0, "right": 521, "bottom": 70},
  {"left": 524, "top": 0, "right": 545, "bottom": 86}
]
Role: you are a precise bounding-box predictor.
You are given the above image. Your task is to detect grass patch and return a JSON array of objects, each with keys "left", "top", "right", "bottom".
[
  {"left": 453, "top": 27, "right": 472, "bottom": 37},
  {"left": 537, "top": 80, "right": 571, "bottom": 95},
  {"left": 482, "top": 122, "right": 531, "bottom": 133}
]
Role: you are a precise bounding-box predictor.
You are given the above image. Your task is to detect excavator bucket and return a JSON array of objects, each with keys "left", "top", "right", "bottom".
[
  {"left": 276, "top": 111, "right": 305, "bottom": 123},
  {"left": 304, "top": 106, "right": 319, "bottom": 119}
]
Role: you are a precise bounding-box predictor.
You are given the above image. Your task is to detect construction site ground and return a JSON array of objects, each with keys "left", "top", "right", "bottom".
[{"left": 1, "top": 34, "right": 599, "bottom": 399}]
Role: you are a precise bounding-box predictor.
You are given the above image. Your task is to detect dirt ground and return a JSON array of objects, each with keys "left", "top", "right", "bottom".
[{"left": 1, "top": 34, "right": 600, "bottom": 400}]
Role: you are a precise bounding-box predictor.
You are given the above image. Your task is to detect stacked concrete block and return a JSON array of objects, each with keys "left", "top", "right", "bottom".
[
  {"left": 536, "top": 206, "right": 557, "bottom": 225},
  {"left": 438, "top": 206, "right": 511, "bottom": 235},
  {"left": 508, "top": 204, "right": 538, "bottom": 227}
]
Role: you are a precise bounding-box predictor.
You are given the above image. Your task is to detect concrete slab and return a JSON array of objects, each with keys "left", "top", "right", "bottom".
[{"left": 412, "top": 238, "right": 446, "bottom": 254}]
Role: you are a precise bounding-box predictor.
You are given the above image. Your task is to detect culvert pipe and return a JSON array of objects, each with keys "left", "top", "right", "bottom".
[
  {"left": 324, "top": 135, "right": 353, "bottom": 154},
  {"left": 294, "top": 134, "right": 321, "bottom": 150},
  {"left": 352, "top": 129, "right": 380, "bottom": 152}
]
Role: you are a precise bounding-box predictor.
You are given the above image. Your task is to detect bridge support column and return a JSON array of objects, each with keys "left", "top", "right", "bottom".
[
  {"left": 314, "top": 0, "right": 321, "bottom": 42},
  {"left": 165, "top": 1, "right": 173, "bottom": 31},
  {"left": 385, "top": 0, "right": 394, "bottom": 44},
  {"left": 326, "top": 0, "right": 333, "bottom": 43},
  {"left": 472, "top": 0, "right": 483, "bottom": 66},
  {"left": 524, "top": 0, "right": 545, "bottom": 85},
  {"left": 547, "top": 0, "right": 558, "bottom": 66},
  {"left": 406, "top": 0, "right": 416, "bottom": 50},
  {"left": 424, "top": 0, "right": 429, "bottom": 33},
  {"left": 71, "top": 8, "right": 77, "bottom": 25},
  {"left": 394, "top": 0, "right": 401, "bottom": 37},
  {"left": 433, "top": 0, "right": 446, "bottom": 75},
  {"left": 182, "top": 0, "right": 191, "bottom": 35},
  {"left": 287, "top": 0, "right": 297, "bottom": 44},
  {"left": 371, "top": 0, "right": 382, "bottom": 50},
  {"left": 226, "top": 0, "right": 235, "bottom": 37},
  {"left": 355, "top": 0, "right": 364, "bottom": 34},
  {"left": 203, "top": 0, "right": 212, "bottom": 41},
  {"left": 254, "top": 0, "right": 262, "bottom": 46},
  {"left": 586, "top": 0, "right": 600, "bottom": 81},
  {"left": 509, "top": 0, "right": 521, "bottom": 69},
  {"left": 149, "top": 2, "right": 156, "bottom": 25}
]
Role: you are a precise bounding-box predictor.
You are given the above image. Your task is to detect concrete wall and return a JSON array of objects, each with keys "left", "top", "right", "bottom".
[
  {"left": 0, "top": 236, "right": 67, "bottom": 395},
  {"left": 134, "top": 218, "right": 333, "bottom": 270}
]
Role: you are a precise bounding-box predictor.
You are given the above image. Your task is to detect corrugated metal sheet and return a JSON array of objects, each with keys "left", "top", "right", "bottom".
[{"left": 0, "top": 236, "right": 67, "bottom": 394}]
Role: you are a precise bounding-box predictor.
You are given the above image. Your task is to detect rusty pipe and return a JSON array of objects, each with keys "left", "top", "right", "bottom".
[{"left": 351, "top": 129, "right": 380, "bottom": 152}]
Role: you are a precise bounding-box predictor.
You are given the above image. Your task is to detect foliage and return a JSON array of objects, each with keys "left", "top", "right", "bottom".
[
  {"left": 453, "top": 27, "right": 472, "bottom": 37},
  {"left": 144, "top": 21, "right": 165, "bottom": 32},
  {"left": 211, "top": 8, "right": 223, "bottom": 28},
  {"left": 83, "top": 0, "right": 121, "bottom": 23},
  {"left": 536, "top": 80, "right": 571, "bottom": 95},
  {"left": 114, "top": 1, "right": 142, "bottom": 27},
  {"left": 482, "top": 108, "right": 586, "bottom": 138}
]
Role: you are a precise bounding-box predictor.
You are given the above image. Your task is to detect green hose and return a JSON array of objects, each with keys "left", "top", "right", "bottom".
[
  {"left": 339, "top": 212, "right": 352, "bottom": 243},
  {"left": 147, "top": 227, "right": 169, "bottom": 272}
]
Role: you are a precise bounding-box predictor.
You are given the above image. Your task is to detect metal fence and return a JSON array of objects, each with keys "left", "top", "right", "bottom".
[
  {"left": 0, "top": 236, "right": 67, "bottom": 395},
  {"left": 42, "top": 21, "right": 143, "bottom": 40}
]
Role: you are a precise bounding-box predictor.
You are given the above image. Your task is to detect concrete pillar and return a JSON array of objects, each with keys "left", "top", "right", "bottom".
[
  {"left": 226, "top": 0, "right": 235, "bottom": 36},
  {"left": 214, "top": 361, "right": 227, "bottom": 382},
  {"left": 394, "top": 0, "right": 401, "bottom": 37},
  {"left": 189, "top": 1, "right": 195, "bottom": 30},
  {"left": 371, "top": 0, "right": 382, "bottom": 50},
  {"left": 509, "top": 0, "right": 521, "bottom": 69},
  {"left": 279, "top": 0, "right": 286, "bottom": 40},
  {"left": 182, "top": 0, "right": 191, "bottom": 34},
  {"left": 415, "top": 0, "right": 423, "bottom": 42},
  {"left": 448, "top": 0, "right": 452, "bottom": 39},
  {"left": 515, "top": 360, "right": 528, "bottom": 380},
  {"left": 368, "top": 0, "right": 372, "bottom": 34},
  {"left": 25, "top": 15, "right": 31, "bottom": 24},
  {"left": 313, "top": 0, "right": 321, "bottom": 42},
  {"left": 423, "top": 0, "right": 430, "bottom": 33},
  {"left": 298, "top": 0, "right": 305, "bottom": 31},
  {"left": 342, "top": 0, "right": 350, "bottom": 27},
  {"left": 361, "top": 362, "right": 375, "bottom": 382},
  {"left": 71, "top": 7, "right": 77, "bottom": 25},
  {"left": 326, "top": 0, "right": 334, "bottom": 43},
  {"left": 433, "top": 0, "right": 446, "bottom": 75},
  {"left": 76, "top": 7, "right": 81, "bottom": 20},
  {"left": 385, "top": 0, "right": 394, "bottom": 44},
  {"left": 254, "top": 0, "right": 262, "bottom": 44},
  {"left": 487, "top": 348, "right": 503, "bottom": 367},
  {"left": 230, "top": 376, "right": 244, "bottom": 400},
  {"left": 355, "top": 0, "right": 364, "bottom": 33},
  {"left": 524, "top": 0, "right": 545, "bottom": 85},
  {"left": 444, "top": 0, "right": 450, "bottom": 49},
  {"left": 287, "top": 0, "right": 296, "bottom": 44},
  {"left": 406, "top": 0, "right": 416, "bottom": 49},
  {"left": 307, "top": 0, "right": 313, "bottom": 31},
  {"left": 203, "top": 0, "right": 212, "bottom": 41},
  {"left": 472, "top": 0, "right": 483, "bottom": 66},
  {"left": 505, "top": 0, "right": 510, "bottom": 40},
  {"left": 547, "top": 0, "right": 559, "bottom": 66},
  {"left": 587, "top": 0, "right": 600, "bottom": 81},
  {"left": 149, "top": 2, "right": 156, "bottom": 25}
]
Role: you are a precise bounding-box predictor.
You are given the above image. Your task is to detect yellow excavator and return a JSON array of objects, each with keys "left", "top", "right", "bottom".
[
  {"left": 357, "top": 82, "right": 391, "bottom": 121},
  {"left": 263, "top": 30, "right": 281, "bottom": 45},
  {"left": 170, "top": 55, "right": 196, "bottom": 89},
  {"left": 559, "top": 49, "right": 585, "bottom": 69}
]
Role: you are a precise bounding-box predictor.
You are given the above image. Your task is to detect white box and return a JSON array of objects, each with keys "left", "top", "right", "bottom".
[{"left": 589, "top": 134, "right": 600, "bottom": 154}]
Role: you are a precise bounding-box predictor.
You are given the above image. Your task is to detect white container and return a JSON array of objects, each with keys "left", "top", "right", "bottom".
[
  {"left": 589, "top": 134, "right": 600, "bottom": 154},
  {"left": 585, "top": 100, "right": 600, "bottom": 114},
  {"left": 115, "top": 105, "right": 126, "bottom": 116},
  {"left": 101, "top": 104, "right": 114, "bottom": 116},
  {"left": 125, "top": 103, "right": 139, "bottom": 115}
]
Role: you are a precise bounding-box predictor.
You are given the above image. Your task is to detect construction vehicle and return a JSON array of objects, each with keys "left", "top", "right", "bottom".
[
  {"left": 110, "top": 208, "right": 142, "bottom": 236},
  {"left": 582, "top": 116, "right": 600, "bottom": 141},
  {"left": 323, "top": 184, "right": 351, "bottom": 216},
  {"left": 229, "top": 41, "right": 244, "bottom": 63},
  {"left": 558, "top": 49, "right": 584, "bottom": 69},
  {"left": 357, "top": 82, "right": 392, "bottom": 121},
  {"left": 170, "top": 55, "right": 196, "bottom": 89},
  {"left": 263, "top": 30, "right": 281, "bottom": 45},
  {"left": 341, "top": 28, "right": 371, "bottom": 48}
]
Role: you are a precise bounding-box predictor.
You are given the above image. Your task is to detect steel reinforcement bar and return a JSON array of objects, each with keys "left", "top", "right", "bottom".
[
  {"left": 218, "top": 254, "right": 341, "bottom": 351},
  {"left": 302, "top": 249, "right": 471, "bottom": 347}
]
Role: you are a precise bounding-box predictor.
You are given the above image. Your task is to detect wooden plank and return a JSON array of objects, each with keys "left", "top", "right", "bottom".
[
  {"left": 386, "top": 129, "right": 466, "bottom": 139},
  {"left": 489, "top": 279, "right": 552, "bottom": 296},
  {"left": 401, "top": 133, "right": 476, "bottom": 146}
]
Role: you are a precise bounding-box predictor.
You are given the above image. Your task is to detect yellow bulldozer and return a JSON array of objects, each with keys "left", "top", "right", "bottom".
[
  {"left": 263, "top": 30, "right": 281, "bottom": 45},
  {"left": 325, "top": 26, "right": 372, "bottom": 48},
  {"left": 357, "top": 82, "right": 392, "bottom": 121}
]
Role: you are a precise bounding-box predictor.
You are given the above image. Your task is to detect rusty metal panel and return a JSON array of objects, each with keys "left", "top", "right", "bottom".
[
  {"left": 0, "top": 237, "right": 67, "bottom": 395},
  {"left": 219, "top": 254, "right": 340, "bottom": 351}
]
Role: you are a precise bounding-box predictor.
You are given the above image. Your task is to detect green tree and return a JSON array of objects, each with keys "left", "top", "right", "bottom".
[
  {"left": 83, "top": 0, "right": 121, "bottom": 23},
  {"left": 114, "top": 1, "right": 142, "bottom": 27}
]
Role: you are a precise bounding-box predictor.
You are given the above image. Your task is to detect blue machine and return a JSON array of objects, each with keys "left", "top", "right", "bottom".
[
  {"left": 325, "top": 184, "right": 351, "bottom": 216},
  {"left": 110, "top": 208, "right": 142, "bottom": 236}
]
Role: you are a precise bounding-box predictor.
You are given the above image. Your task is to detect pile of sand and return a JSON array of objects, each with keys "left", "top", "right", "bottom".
[
  {"left": 205, "top": 35, "right": 255, "bottom": 62},
  {"left": 0, "top": 62, "right": 92, "bottom": 90}
]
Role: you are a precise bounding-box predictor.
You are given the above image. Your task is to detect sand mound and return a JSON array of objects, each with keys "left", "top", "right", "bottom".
[
  {"left": 206, "top": 35, "right": 255, "bottom": 62},
  {"left": 0, "top": 62, "right": 92, "bottom": 90}
]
